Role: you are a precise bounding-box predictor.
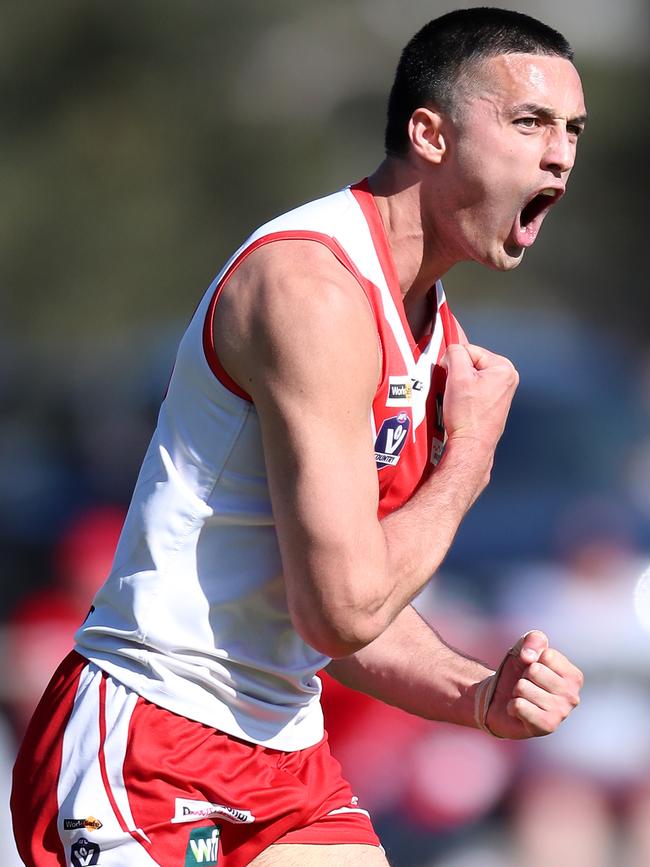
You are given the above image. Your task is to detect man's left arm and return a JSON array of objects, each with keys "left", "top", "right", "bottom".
[{"left": 326, "top": 604, "right": 583, "bottom": 739}]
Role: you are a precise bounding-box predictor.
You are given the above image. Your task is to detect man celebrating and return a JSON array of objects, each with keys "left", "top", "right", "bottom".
[{"left": 13, "top": 8, "right": 586, "bottom": 867}]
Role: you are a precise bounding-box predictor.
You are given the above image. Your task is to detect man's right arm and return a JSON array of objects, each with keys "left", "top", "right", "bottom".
[{"left": 214, "top": 241, "right": 518, "bottom": 658}]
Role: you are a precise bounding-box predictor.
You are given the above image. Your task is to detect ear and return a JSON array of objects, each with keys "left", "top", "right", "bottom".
[{"left": 408, "top": 107, "right": 447, "bottom": 164}]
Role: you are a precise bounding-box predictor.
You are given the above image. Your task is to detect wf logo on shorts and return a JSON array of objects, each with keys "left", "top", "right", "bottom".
[
  {"left": 184, "top": 825, "right": 221, "bottom": 866},
  {"left": 375, "top": 412, "right": 410, "bottom": 468},
  {"left": 70, "top": 837, "right": 100, "bottom": 867}
]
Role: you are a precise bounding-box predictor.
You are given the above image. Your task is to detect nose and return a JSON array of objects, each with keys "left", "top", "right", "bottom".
[{"left": 542, "top": 124, "right": 575, "bottom": 175}]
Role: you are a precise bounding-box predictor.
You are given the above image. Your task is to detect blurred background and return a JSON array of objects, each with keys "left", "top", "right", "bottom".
[{"left": 1, "top": 1, "right": 649, "bottom": 864}]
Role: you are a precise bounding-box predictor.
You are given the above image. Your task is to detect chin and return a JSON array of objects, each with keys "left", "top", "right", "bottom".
[
  {"left": 481, "top": 243, "right": 525, "bottom": 271},
  {"left": 499, "top": 252, "right": 525, "bottom": 271}
]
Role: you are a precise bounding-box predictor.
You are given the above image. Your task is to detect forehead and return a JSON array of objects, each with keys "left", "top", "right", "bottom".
[{"left": 462, "top": 53, "right": 586, "bottom": 115}]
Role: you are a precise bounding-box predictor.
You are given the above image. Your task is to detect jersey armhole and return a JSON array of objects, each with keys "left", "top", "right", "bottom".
[{"left": 202, "top": 230, "right": 384, "bottom": 401}]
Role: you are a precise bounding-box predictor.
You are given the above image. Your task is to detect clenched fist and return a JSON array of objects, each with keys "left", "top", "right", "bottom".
[
  {"left": 440, "top": 343, "right": 519, "bottom": 449},
  {"left": 475, "top": 630, "right": 583, "bottom": 739}
]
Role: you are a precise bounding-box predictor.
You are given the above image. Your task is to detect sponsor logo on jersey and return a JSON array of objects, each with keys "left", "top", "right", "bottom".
[
  {"left": 184, "top": 826, "right": 220, "bottom": 866},
  {"left": 411, "top": 378, "right": 424, "bottom": 391},
  {"left": 70, "top": 837, "right": 100, "bottom": 867},
  {"left": 172, "top": 798, "right": 255, "bottom": 825},
  {"left": 64, "top": 817, "right": 103, "bottom": 832},
  {"left": 386, "top": 376, "right": 412, "bottom": 406},
  {"left": 375, "top": 412, "right": 411, "bottom": 468}
]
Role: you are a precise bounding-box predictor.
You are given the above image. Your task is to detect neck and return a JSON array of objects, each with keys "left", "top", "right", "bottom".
[{"left": 367, "top": 158, "right": 459, "bottom": 308}]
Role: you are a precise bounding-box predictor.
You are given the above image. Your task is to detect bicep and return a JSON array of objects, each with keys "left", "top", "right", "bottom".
[{"left": 215, "top": 243, "right": 386, "bottom": 653}]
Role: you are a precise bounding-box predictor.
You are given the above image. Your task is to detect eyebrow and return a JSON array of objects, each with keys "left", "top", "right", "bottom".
[{"left": 510, "top": 103, "right": 588, "bottom": 127}]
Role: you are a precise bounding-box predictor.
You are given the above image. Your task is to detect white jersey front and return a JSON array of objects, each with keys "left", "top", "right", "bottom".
[{"left": 75, "top": 181, "right": 457, "bottom": 751}]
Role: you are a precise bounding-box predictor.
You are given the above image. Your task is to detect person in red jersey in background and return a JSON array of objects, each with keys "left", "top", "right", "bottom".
[
  {"left": 4, "top": 507, "right": 126, "bottom": 731},
  {"left": 12, "top": 8, "right": 586, "bottom": 867}
]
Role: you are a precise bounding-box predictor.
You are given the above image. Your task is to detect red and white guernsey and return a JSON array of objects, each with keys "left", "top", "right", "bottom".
[{"left": 75, "top": 180, "right": 459, "bottom": 752}]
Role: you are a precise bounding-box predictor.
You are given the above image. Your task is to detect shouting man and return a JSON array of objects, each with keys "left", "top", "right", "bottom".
[{"left": 13, "top": 8, "right": 586, "bottom": 867}]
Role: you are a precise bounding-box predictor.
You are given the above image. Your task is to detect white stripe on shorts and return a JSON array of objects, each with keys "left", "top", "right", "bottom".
[
  {"left": 56, "top": 662, "right": 161, "bottom": 866},
  {"left": 326, "top": 806, "right": 371, "bottom": 819}
]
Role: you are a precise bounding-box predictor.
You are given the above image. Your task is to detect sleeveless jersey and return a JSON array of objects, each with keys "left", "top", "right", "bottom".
[{"left": 74, "top": 180, "right": 459, "bottom": 752}]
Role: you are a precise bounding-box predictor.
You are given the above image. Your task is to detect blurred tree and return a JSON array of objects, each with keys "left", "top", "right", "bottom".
[{"left": 1, "top": 1, "right": 647, "bottom": 346}]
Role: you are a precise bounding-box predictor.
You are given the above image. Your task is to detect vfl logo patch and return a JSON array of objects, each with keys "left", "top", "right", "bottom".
[
  {"left": 386, "top": 376, "right": 412, "bottom": 406},
  {"left": 70, "top": 838, "right": 100, "bottom": 867},
  {"left": 185, "top": 825, "right": 220, "bottom": 865},
  {"left": 375, "top": 412, "right": 410, "bottom": 468},
  {"left": 172, "top": 798, "right": 255, "bottom": 825},
  {"left": 64, "top": 817, "right": 103, "bottom": 832}
]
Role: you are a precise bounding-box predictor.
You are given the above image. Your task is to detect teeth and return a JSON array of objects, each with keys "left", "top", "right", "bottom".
[{"left": 540, "top": 188, "right": 557, "bottom": 197}]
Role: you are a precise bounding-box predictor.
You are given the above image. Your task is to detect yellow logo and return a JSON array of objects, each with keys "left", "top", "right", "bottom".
[
  {"left": 84, "top": 817, "right": 103, "bottom": 831},
  {"left": 64, "top": 816, "right": 103, "bottom": 832}
]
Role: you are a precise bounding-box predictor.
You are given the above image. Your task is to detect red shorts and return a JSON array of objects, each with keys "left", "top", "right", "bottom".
[{"left": 12, "top": 652, "right": 379, "bottom": 866}]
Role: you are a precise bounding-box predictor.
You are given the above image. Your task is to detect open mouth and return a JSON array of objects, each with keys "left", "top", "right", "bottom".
[{"left": 513, "top": 187, "right": 563, "bottom": 249}]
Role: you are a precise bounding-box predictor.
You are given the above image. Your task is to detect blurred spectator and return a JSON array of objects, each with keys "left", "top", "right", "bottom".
[
  {"left": 0, "top": 714, "right": 23, "bottom": 867},
  {"left": 497, "top": 498, "right": 650, "bottom": 867},
  {"left": 3, "top": 505, "right": 125, "bottom": 731},
  {"left": 1, "top": 505, "right": 124, "bottom": 865}
]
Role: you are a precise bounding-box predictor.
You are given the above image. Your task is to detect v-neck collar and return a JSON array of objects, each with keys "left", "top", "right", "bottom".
[{"left": 350, "top": 179, "right": 437, "bottom": 360}]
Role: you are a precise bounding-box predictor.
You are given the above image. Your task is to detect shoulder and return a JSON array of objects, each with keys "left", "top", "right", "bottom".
[
  {"left": 223, "top": 238, "right": 370, "bottom": 322},
  {"left": 215, "top": 238, "right": 380, "bottom": 396}
]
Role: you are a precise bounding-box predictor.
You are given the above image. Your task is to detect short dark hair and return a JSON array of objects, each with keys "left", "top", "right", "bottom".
[{"left": 385, "top": 7, "right": 574, "bottom": 156}]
